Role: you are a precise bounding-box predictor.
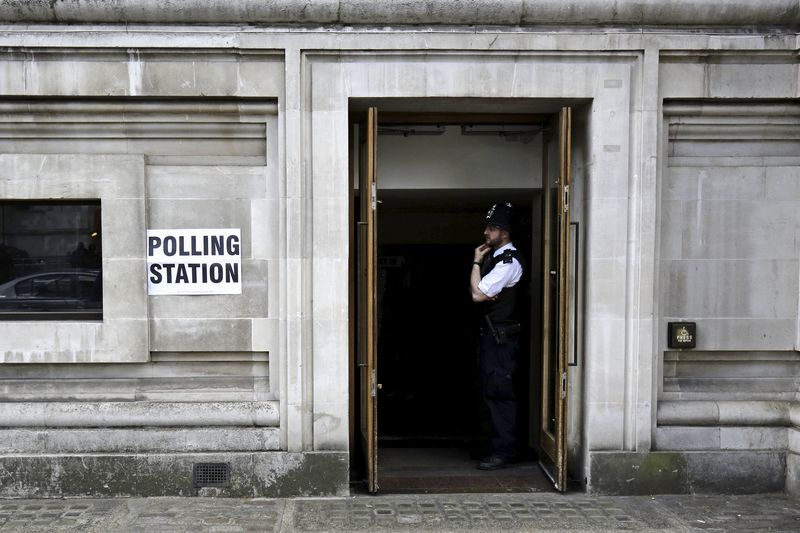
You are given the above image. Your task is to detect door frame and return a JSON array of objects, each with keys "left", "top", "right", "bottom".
[{"left": 348, "top": 106, "right": 577, "bottom": 493}]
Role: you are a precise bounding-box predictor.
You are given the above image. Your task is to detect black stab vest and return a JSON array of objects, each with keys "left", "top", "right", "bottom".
[{"left": 480, "top": 248, "right": 525, "bottom": 324}]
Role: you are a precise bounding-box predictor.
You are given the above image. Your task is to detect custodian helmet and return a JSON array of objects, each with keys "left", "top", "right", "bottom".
[{"left": 484, "top": 202, "right": 514, "bottom": 233}]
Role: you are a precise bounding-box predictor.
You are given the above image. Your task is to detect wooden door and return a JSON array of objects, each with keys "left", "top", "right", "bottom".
[
  {"left": 539, "top": 107, "right": 572, "bottom": 491},
  {"left": 357, "top": 107, "right": 379, "bottom": 492}
]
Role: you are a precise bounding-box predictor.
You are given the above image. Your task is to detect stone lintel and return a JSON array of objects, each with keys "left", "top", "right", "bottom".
[{"left": 0, "top": 1, "right": 798, "bottom": 27}]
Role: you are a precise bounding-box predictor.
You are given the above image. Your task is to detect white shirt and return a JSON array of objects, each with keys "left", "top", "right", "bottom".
[{"left": 477, "top": 242, "right": 523, "bottom": 298}]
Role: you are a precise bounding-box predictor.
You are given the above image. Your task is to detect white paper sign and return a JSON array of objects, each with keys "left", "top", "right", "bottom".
[{"left": 146, "top": 228, "right": 242, "bottom": 295}]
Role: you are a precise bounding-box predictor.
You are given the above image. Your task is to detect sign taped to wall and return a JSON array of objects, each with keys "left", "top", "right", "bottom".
[{"left": 146, "top": 228, "right": 242, "bottom": 295}]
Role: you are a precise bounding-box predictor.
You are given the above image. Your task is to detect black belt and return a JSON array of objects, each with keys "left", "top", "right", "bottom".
[{"left": 481, "top": 323, "right": 521, "bottom": 336}]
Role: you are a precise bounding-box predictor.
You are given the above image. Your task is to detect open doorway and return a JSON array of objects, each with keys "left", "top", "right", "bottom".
[
  {"left": 376, "top": 189, "right": 547, "bottom": 493},
  {"left": 350, "top": 102, "right": 576, "bottom": 493}
]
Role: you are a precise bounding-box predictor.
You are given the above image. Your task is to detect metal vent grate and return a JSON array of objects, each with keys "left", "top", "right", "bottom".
[{"left": 192, "top": 463, "right": 231, "bottom": 488}]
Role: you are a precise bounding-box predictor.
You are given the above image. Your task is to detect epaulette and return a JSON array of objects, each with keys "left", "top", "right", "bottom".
[{"left": 488, "top": 248, "right": 526, "bottom": 271}]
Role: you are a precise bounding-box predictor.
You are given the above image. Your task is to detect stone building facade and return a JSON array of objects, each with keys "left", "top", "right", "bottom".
[{"left": 0, "top": 1, "right": 798, "bottom": 497}]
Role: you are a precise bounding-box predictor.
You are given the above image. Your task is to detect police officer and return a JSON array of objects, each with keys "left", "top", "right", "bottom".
[{"left": 469, "top": 202, "right": 524, "bottom": 470}]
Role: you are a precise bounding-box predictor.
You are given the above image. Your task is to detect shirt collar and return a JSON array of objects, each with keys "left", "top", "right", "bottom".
[{"left": 492, "top": 242, "right": 515, "bottom": 257}]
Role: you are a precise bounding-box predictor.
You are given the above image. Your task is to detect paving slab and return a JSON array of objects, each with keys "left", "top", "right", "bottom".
[
  {"left": 292, "top": 494, "right": 680, "bottom": 531},
  {"left": 654, "top": 494, "right": 800, "bottom": 533},
  {"left": 0, "top": 492, "right": 798, "bottom": 532}
]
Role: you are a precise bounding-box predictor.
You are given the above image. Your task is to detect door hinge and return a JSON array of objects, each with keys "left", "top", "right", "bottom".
[
  {"left": 371, "top": 183, "right": 377, "bottom": 211},
  {"left": 562, "top": 184, "right": 569, "bottom": 214},
  {"left": 560, "top": 372, "right": 567, "bottom": 399},
  {"left": 371, "top": 368, "right": 377, "bottom": 397}
]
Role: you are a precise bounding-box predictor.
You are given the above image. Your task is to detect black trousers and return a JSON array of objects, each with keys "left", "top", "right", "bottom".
[{"left": 478, "top": 331, "right": 519, "bottom": 460}]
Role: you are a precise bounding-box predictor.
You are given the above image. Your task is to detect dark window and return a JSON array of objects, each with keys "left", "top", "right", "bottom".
[{"left": 0, "top": 201, "right": 102, "bottom": 320}]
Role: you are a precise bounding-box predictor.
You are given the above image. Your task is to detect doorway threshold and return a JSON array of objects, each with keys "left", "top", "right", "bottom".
[{"left": 378, "top": 447, "right": 554, "bottom": 494}]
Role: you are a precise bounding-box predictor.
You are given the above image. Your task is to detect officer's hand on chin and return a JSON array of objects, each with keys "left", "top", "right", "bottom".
[{"left": 474, "top": 244, "right": 491, "bottom": 263}]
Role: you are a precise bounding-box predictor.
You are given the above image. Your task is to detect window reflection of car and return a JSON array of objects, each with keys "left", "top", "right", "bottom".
[
  {"left": 0, "top": 245, "right": 29, "bottom": 284},
  {"left": 0, "top": 270, "right": 102, "bottom": 312},
  {"left": 0, "top": 244, "right": 29, "bottom": 258}
]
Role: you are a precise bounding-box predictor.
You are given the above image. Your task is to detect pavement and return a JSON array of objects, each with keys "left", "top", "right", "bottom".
[{"left": 1, "top": 491, "right": 799, "bottom": 532}]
